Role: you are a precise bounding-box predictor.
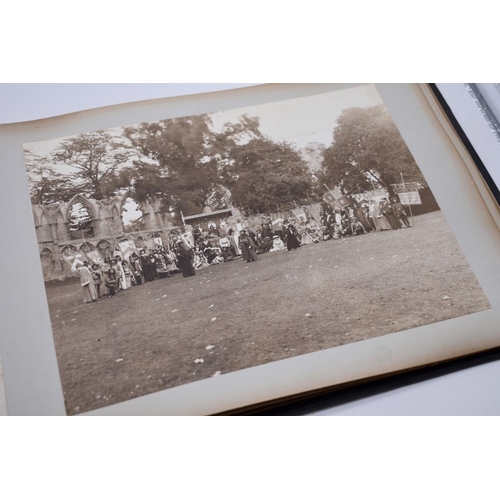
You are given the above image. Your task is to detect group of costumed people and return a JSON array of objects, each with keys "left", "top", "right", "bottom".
[
  {"left": 75, "top": 195, "right": 411, "bottom": 304},
  {"left": 318, "top": 196, "right": 411, "bottom": 240},
  {"left": 75, "top": 238, "right": 198, "bottom": 303}
]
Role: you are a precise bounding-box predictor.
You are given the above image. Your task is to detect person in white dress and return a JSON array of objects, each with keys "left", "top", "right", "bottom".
[{"left": 269, "top": 235, "right": 286, "bottom": 252}]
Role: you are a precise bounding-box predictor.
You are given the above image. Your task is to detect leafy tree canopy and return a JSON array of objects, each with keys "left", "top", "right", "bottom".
[
  {"left": 24, "top": 151, "right": 79, "bottom": 205},
  {"left": 318, "top": 105, "right": 424, "bottom": 193},
  {"left": 52, "top": 131, "right": 131, "bottom": 199},
  {"left": 224, "top": 138, "right": 314, "bottom": 214}
]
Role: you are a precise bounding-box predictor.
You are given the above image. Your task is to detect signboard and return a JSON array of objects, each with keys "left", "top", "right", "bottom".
[
  {"left": 351, "top": 188, "right": 389, "bottom": 204},
  {"left": 392, "top": 182, "right": 422, "bottom": 205}
]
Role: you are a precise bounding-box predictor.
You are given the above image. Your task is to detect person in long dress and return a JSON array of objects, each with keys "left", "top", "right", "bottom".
[
  {"left": 227, "top": 229, "right": 240, "bottom": 256},
  {"left": 77, "top": 263, "right": 97, "bottom": 303},
  {"left": 375, "top": 201, "right": 392, "bottom": 230},
  {"left": 284, "top": 223, "right": 301, "bottom": 251},
  {"left": 380, "top": 198, "right": 401, "bottom": 229},
  {"left": 354, "top": 203, "right": 372, "bottom": 232},
  {"left": 238, "top": 230, "right": 258, "bottom": 262},
  {"left": 368, "top": 200, "right": 382, "bottom": 231},
  {"left": 122, "top": 261, "right": 135, "bottom": 287},
  {"left": 176, "top": 240, "right": 196, "bottom": 277},
  {"left": 115, "top": 256, "right": 128, "bottom": 289},
  {"left": 391, "top": 197, "right": 411, "bottom": 227},
  {"left": 165, "top": 247, "right": 179, "bottom": 276},
  {"left": 129, "top": 253, "right": 144, "bottom": 285},
  {"left": 91, "top": 263, "right": 103, "bottom": 298},
  {"left": 140, "top": 250, "right": 155, "bottom": 282}
]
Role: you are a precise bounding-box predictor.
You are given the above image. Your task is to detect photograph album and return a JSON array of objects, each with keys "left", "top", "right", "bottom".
[{"left": 1, "top": 83, "right": 500, "bottom": 415}]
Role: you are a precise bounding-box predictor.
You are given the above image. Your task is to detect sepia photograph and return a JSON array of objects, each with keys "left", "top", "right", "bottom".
[{"left": 23, "top": 84, "right": 491, "bottom": 415}]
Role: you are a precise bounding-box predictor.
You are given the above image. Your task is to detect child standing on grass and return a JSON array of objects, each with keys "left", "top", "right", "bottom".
[{"left": 91, "top": 263, "right": 103, "bottom": 299}]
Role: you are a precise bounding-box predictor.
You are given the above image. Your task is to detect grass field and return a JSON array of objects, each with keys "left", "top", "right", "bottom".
[{"left": 45, "top": 211, "right": 490, "bottom": 415}]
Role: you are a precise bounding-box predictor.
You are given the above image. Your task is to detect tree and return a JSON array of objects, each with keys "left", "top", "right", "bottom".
[
  {"left": 24, "top": 150, "right": 79, "bottom": 205},
  {"left": 223, "top": 138, "right": 314, "bottom": 214},
  {"left": 52, "top": 131, "right": 130, "bottom": 199},
  {"left": 318, "top": 105, "right": 424, "bottom": 193},
  {"left": 122, "top": 114, "right": 263, "bottom": 216},
  {"left": 122, "top": 116, "right": 220, "bottom": 215}
]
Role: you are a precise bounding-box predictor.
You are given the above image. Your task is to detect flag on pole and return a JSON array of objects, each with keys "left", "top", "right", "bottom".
[
  {"left": 323, "top": 185, "right": 351, "bottom": 209},
  {"left": 322, "top": 191, "right": 336, "bottom": 207},
  {"left": 391, "top": 182, "right": 422, "bottom": 205}
]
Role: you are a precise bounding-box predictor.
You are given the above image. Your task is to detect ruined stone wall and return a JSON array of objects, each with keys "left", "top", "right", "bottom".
[{"left": 32, "top": 192, "right": 178, "bottom": 281}]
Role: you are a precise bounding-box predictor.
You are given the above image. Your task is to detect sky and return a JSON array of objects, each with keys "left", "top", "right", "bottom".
[
  {"left": 25, "top": 83, "right": 384, "bottom": 159},
  {"left": 209, "top": 84, "right": 384, "bottom": 148},
  {"left": 25, "top": 84, "right": 385, "bottom": 224}
]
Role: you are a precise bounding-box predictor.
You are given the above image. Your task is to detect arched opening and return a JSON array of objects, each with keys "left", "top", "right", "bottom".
[
  {"left": 121, "top": 197, "right": 144, "bottom": 233},
  {"left": 60, "top": 244, "right": 79, "bottom": 276},
  {"left": 80, "top": 242, "right": 96, "bottom": 252},
  {"left": 97, "top": 240, "right": 112, "bottom": 260},
  {"left": 40, "top": 248, "right": 55, "bottom": 281},
  {"left": 68, "top": 201, "right": 94, "bottom": 240}
]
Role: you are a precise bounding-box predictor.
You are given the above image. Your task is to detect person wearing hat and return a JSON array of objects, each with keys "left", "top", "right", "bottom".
[
  {"left": 380, "top": 198, "right": 401, "bottom": 229},
  {"left": 391, "top": 197, "right": 410, "bottom": 227},
  {"left": 76, "top": 262, "right": 98, "bottom": 303},
  {"left": 238, "top": 229, "right": 258, "bottom": 263},
  {"left": 91, "top": 263, "right": 103, "bottom": 298},
  {"left": 284, "top": 222, "right": 301, "bottom": 251},
  {"left": 269, "top": 234, "right": 286, "bottom": 252},
  {"left": 176, "top": 239, "right": 196, "bottom": 277}
]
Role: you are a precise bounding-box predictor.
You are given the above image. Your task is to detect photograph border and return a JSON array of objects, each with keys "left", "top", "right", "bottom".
[{"left": 1, "top": 83, "right": 500, "bottom": 415}]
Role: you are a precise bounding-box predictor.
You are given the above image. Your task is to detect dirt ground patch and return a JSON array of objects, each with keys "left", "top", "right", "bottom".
[{"left": 45, "top": 211, "right": 490, "bottom": 415}]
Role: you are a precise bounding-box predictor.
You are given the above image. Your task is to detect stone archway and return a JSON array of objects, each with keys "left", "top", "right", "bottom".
[
  {"left": 66, "top": 195, "right": 97, "bottom": 240},
  {"left": 97, "top": 240, "right": 112, "bottom": 260},
  {"left": 120, "top": 194, "right": 145, "bottom": 233},
  {"left": 40, "top": 248, "right": 55, "bottom": 281}
]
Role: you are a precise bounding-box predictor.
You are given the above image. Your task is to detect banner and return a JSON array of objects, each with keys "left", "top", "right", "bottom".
[
  {"left": 322, "top": 191, "right": 336, "bottom": 207},
  {"left": 323, "top": 190, "right": 351, "bottom": 209},
  {"left": 392, "top": 182, "right": 422, "bottom": 205},
  {"left": 181, "top": 231, "right": 195, "bottom": 249},
  {"left": 334, "top": 196, "right": 351, "bottom": 209},
  {"left": 291, "top": 207, "right": 307, "bottom": 223},
  {"left": 61, "top": 250, "right": 86, "bottom": 272},
  {"left": 118, "top": 240, "right": 137, "bottom": 261},
  {"left": 303, "top": 203, "right": 322, "bottom": 222},
  {"left": 85, "top": 249, "right": 103, "bottom": 264}
]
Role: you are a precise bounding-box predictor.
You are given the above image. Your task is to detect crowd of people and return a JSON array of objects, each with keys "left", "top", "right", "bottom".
[
  {"left": 75, "top": 195, "right": 411, "bottom": 304},
  {"left": 75, "top": 239, "right": 198, "bottom": 303}
]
